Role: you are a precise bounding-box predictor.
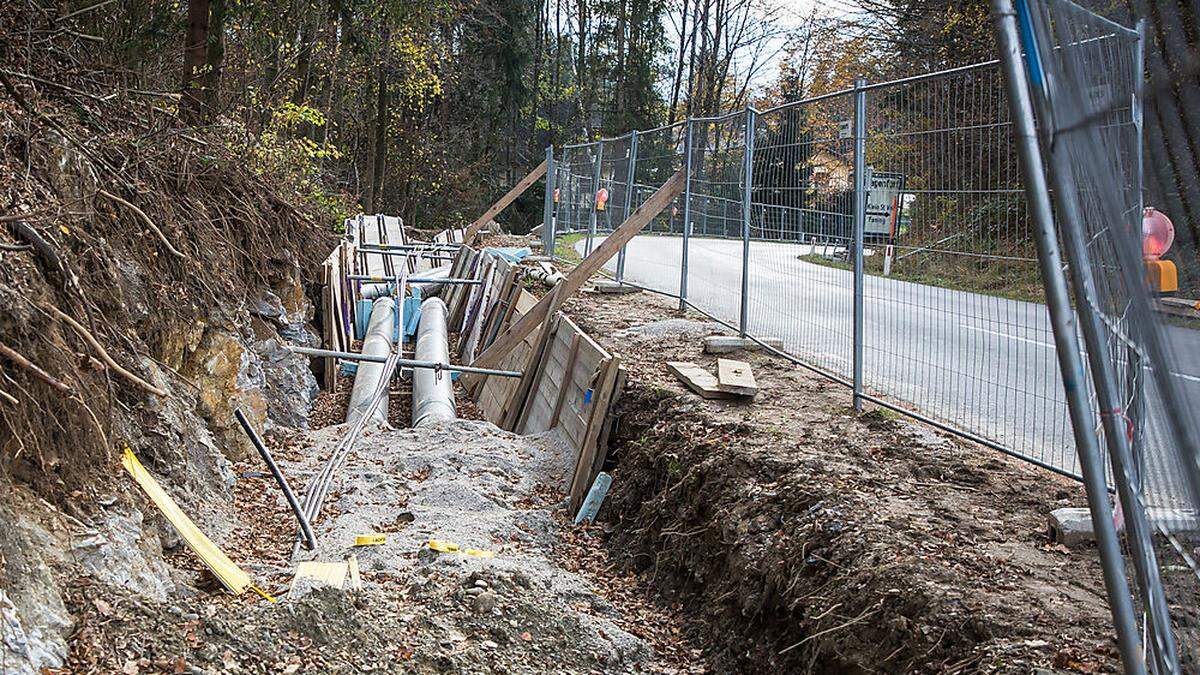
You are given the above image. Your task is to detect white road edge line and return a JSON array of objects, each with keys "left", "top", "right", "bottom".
[{"left": 960, "top": 323, "right": 1200, "bottom": 384}]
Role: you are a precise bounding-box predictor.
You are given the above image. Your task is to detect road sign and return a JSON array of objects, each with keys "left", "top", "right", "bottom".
[{"left": 865, "top": 169, "right": 905, "bottom": 239}]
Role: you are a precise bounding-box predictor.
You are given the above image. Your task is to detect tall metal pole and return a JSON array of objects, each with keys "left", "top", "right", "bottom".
[
  {"left": 541, "top": 146, "right": 556, "bottom": 256},
  {"left": 739, "top": 108, "right": 756, "bottom": 337},
  {"left": 617, "top": 130, "right": 638, "bottom": 283},
  {"left": 991, "top": 2, "right": 1146, "bottom": 671},
  {"left": 585, "top": 142, "right": 604, "bottom": 258},
  {"left": 851, "top": 78, "right": 867, "bottom": 412},
  {"left": 1021, "top": 4, "right": 1178, "bottom": 667},
  {"left": 679, "top": 119, "right": 695, "bottom": 311}
]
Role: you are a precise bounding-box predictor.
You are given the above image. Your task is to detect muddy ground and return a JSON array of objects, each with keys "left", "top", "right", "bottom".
[
  {"left": 47, "top": 275, "right": 1122, "bottom": 674},
  {"left": 558, "top": 287, "right": 1119, "bottom": 673}
]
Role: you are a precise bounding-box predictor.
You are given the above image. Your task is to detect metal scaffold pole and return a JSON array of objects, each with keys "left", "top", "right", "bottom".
[
  {"left": 585, "top": 142, "right": 603, "bottom": 258},
  {"left": 542, "top": 146, "right": 556, "bottom": 256},
  {"left": 991, "top": 1, "right": 1146, "bottom": 671}
]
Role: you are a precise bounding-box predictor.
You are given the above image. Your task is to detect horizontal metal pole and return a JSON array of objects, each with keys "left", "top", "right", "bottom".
[
  {"left": 289, "top": 346, "right": 522, "bottom": 378},
  {"left": 347, "top": 275, "right": 481, "bottom": 285},
  {"left": 358, "top": 243, "right": 460, "bottom": 251}
]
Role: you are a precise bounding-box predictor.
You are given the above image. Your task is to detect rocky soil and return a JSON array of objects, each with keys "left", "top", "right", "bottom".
[{"left": 561, "top": 288, "right": 1122, "bottom": 673}]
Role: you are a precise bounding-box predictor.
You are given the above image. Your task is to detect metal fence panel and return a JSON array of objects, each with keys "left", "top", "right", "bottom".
[
  {"left": 859, "top": 63, "right": 1076, "bottom": 474},
  {"left": 744, "top": 93, "right": 857, "bottom": 380}
]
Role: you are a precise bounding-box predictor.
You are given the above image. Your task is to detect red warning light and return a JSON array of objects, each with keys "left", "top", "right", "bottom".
[{"left": 1143, "top": 207, "right": 1174, "bottom": 260}]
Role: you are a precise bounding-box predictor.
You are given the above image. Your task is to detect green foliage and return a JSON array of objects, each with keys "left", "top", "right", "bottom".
[{"left": 226, "top": 102, "right": 353, "bottom": 225}]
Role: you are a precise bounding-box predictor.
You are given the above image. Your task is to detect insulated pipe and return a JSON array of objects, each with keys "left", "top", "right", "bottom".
[
  {"left": 412, "top": 297, "right": 456, "bottom": 428},
  {"left": 347, "top": 296, "right": 395, "bottom": 426},
  {"left": 361, "top": 264, "right": 453, "bottom": 299}
]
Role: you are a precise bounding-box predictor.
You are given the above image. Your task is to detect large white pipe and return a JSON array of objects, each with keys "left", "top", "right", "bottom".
[
  {"left": 412, "top": 297, "right": 456, "bottom": 428},
  {"left": 346, "top": 297, "right": 395, "bottom": 426}
]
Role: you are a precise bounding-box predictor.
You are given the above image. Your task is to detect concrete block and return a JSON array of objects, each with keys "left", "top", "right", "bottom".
[
  {"left": 702, "top": 335, "right": 783, "bottom": 354},
  {"left": 594, "top": 280, "right": 641, "bottom": 294},
  {"left": 1048, "top": 507, "right": 1094, "bottom": 546},
  {"left": 1050, "top": 506, "right": 1200, "bottom": 547}
]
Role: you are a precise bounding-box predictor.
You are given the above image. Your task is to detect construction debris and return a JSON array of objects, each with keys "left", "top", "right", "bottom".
[
  {"left": 290, "top": 556, "right": 362, "bottom": 594},
  {"left": 716, "top": 358, "right": 758, "bottom": 397},
  {"left": 574, "top": 472, "right": 613, "bottom": 525},
  {"left": 702, "top": 334, "right": 784, "bottom": 354},
  {"left": 593, "top": 280, "right": 640, "bottom": 294},
  {"left": 666, "top": 361, "right": 736, "bottom": 399}
]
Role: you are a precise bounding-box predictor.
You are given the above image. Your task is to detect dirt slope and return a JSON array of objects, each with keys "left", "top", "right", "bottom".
[{"left": 561, "top": 289, "right": 1119, "bottom": 673}]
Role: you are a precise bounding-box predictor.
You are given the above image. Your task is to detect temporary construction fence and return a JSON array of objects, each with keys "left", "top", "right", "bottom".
[
  {"left": 545, "top": 5, "right": 1200, "bottom": 667},
  {"left": 549, "top": 59, "right": 1075, "bottom": 479},
  {"left": 999, "top": 0, "right": 1200, "bottom": 670}
]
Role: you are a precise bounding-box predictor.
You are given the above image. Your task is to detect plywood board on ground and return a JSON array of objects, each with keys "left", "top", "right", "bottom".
[
  {"left": 716, "top": 358, "right": 757, "bottom": 397},
  {"left": 666, "top": 361, "right": 734, "bottom": 399}
]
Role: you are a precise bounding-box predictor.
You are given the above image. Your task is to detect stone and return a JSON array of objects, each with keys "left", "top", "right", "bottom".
[
  {"left": 473, "top": 591, "right": 497, "bottom": 614},
  {"left": 251, "top": 291, "right": 286, "bottom": 321},
  {"left": 1048, "top": 507, "right": 1094, "bottom": 546},
  {"left": 255, "top": 337, "right": 319, "bottom": 430}
]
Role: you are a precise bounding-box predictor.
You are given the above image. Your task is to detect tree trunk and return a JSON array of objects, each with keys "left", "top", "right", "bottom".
[
  {"left": 367, "top": 58, "right": 390, "bottom": 213},
  {"left": 201, "top": 0, "right": 227, "bottom": 118},
  {"left": 180, "top": 0, "right": 210, "bottom": 125}
]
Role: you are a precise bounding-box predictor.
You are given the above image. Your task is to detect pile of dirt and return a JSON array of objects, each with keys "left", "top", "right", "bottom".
[{"left": 562, "top": 290, "right": 1120, "bottom": 673}]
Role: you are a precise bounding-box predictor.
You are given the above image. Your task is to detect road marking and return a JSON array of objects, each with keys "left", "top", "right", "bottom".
[
  {"left": 961, "top": 323, "right": 1200, "bottom": 384},
  {"left": 960, "top": 323, "right": 1056, "bottom": 349}
]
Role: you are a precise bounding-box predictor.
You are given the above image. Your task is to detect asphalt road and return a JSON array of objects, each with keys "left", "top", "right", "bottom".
[{"left": 579, "top": 234, "right": 1200, "bottom": 500}]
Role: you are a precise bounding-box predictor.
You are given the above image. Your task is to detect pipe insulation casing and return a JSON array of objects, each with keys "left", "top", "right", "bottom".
[
  {"left": 412, "top": 297, "right": 457, "bottom": 428},
  {"left": 346, "top": 297, "right": 396, "bottom": 426}
]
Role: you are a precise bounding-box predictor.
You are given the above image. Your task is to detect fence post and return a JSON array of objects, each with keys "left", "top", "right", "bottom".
[
  {"left": 585, "top": 141, "right": 604, "bottom": 258},
  {"left": 679, "top": 119, "right": 694, "bottom": 311},
  {"left": 617, "top": 130, "right": 638, "bottom": 283},
  {"left": 739, "top": 108, "right": 756, "bottom": 337},
  {"left": 992, "top": 1, "right": 1147, "bottom": 671},
  {"left": 852, "top": 79, "right": 867, "bottom": 412},
  {"left": 541, "top": 146, "right": 556, "bottom": 256}
]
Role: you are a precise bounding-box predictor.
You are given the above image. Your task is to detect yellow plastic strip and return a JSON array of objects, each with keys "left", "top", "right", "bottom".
[
  {"left": 250, "top": 584, "right": 277, "bottom": 603},
  {"left": 120, "top": 447, "right": 252, "bottom": 595}
]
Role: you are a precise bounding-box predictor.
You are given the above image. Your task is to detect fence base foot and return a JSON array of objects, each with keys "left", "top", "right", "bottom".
[
  {"left": 703, "top": 335, "right": 783, "bottom": 354},
  {"left": 594, "top": 280, "right": 641, "bottom": 295}
]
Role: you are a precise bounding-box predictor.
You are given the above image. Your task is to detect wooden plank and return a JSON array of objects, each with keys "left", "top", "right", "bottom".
[
  {"left": 544, "top": 332, "right": 582, "bottom": 432},
  {"left": 666, "top": 361, "right": 735, "bottom": 400},
  {"left": 469, "top": 170, "right": 685, "bottom": 371},
  {"left": 716, "top": 358, "right": 758, "bottom": 397},
  {"left": 567, "top": 357, "right": 622, "bottom": 512},
  {"left": 502, "top": 312, "right": 560, "bottom": 431},
  {"left": 463, "top": 159, "right": 549, "bottom": 245}
]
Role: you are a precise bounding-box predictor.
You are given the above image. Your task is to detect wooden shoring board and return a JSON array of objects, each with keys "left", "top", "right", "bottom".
[
  {"left": 460, "top": 256, "right": 498, "bottom": 357},
  {"left": 517, "top": 313, "right": 607, "bottom": 448},
  {"left": 470, "top": 289, "right": 542, "bottom": 424},
  {"left": 451, "top": 248, "right": 484, "bottom": 331},
  {"left": 463, "top": 159, "right": 549, "bottom": 245},
  {"left": 470, "top": 170, "right": 684, "bottom": 372},
  {"left": 481, "top": 269, "right": 521, "bottom": 351},
  {"left": 449, "top": 249, "right": 480, "bottom": 330},
  {"left": 520, "top": 323, "right": 580, "bottom": 434},
  {"left": 499, "top": 291, "right": 561, "bottom": 431},
  {"left": 567, "top": 356, "right": 622, "bottom": 513},
  {"left": 443, "top": 246, "right": 471, "bottom": 320}
]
